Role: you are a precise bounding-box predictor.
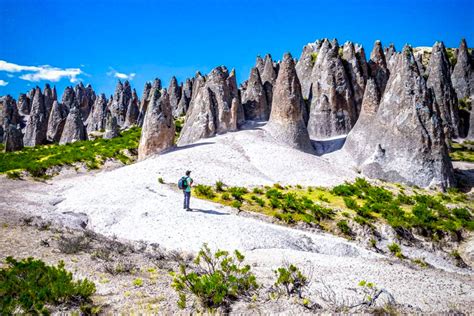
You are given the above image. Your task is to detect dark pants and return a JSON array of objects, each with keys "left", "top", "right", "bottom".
[{"left": 183, "top": 191, "right": 191, "bottom": 209}]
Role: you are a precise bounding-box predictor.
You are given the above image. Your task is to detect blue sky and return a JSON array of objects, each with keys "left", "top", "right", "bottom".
[{"left": 0, "top": 0, "right": 473, "bottom": 99}]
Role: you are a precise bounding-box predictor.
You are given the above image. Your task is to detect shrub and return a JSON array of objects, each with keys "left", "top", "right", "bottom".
[
  {"left": 221, "top": 192, "right": 231, "bottom": 201},
  {"left": 275, "top": 212, "right": 295, "bottom": 224},
  {"left": 310, "top": 52, "right": 318, "bottom": 65},
  {"left": 158, "top": 177, "right": 164, "bottom": 184},
  {"left": 228, "top": 187, "right": 248, "bottom": 201},
  {"left": 273, "top": 264, "right": 308, "bottom": 298},
  {"left": 0, "top": 257, "right": 96, "bottom": 314},
  {"left": 252, "top": 187, "right": 263, "bottom": 195},
  {"left": 387, "top": 242, "right": 401, "bottom": 255},
  {"left": 254, "top": 197, "right": 265, "bottom": 207},
  {"left": 343, "top": 196, "right": 359, "bottom": 210},
  {"left": 269, "top": 198, "right": 281, "bottom": 209},
  {"left": 266, "top": 188, "right": 283, "bottom": 200},
  {"left": 273, "top": 183, "right": 284, "bottom": 190},
  {"left": 296, "top": 184, "right": 302, "bottom": 189},
  {"left": 6, "top": 171, "right": 21, "bottom": 180},
  {"left": 231, "top": 200, "right": 242, "bottom": 209},
  {"left": 215, "top": 181, "right": 225, "bottom": 192},
  {"left": 331, "top": 183, "right": 359, "bottom": 196},
  {"left": 337, "top": 220, "right": 351, "bottom": 235},
  {"left": 396, "top": 193, "right": 414, "bottom": 205},
  {"left": 132, "top": 278, "right": 143, "bottom": 287},
  {"left": 453, "top": 207, "right": 472, "bottom": 221},
  {"left": 281, "top": 193, "right": 301, "bottom": 212},
  {"left": 171, "top": 244, "right": 258, "bottom": 311},
  {"left": 317, "top": 194, "right": 329, "bottom": 203},
  {"left": 194, "top": 184, "right": 216, "bottom": 199}
]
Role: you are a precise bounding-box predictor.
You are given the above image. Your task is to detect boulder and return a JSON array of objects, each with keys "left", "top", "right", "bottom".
[
  {"left": 426, "top": 42, "right": 460, "bottom": 138},
  {"left": 47, "top": 101, "right": 68, "bottom": 142},
  {"left": 242, "top": 67, "right": 269, "bottom": 120},
  {"left": 23, "top": 87, "right": 48, "bottom": 146},
  {"left": 138, "top": 89, "right": 175, "bottom": 160},
  {"left": 266, "top": 53, "right": 314, "bottom": 153},
  {"left": 59, "top": 107, "right": 87, "bottom": 144},
  {"left": 343, "top": 46, "right": 454, "bottom": 189},
  {"left": 307, "top": 39, "right": 358, "bottom": 139}
]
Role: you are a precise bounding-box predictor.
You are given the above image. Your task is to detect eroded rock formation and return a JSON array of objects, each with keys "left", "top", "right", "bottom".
[
  {"left": 23, "top": 87, "right": 48, "bottom": 146},
  {"left": 47, "top": 101, "right": 68, "bottom": 142},
  {"left": 242, "top": 67, "right": 269, "bottom": 120},
  {"left": 59, "top": 107, "right": 87, "bottom": 144}
]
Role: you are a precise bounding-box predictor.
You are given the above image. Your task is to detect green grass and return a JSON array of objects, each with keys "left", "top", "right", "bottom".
[
  {"left": 450, "top": 141, "right": 474, "bottom": 163},
  {"left": 192, "top": 177, "right": 474, "bottom": 240},
  {"left": 0, "top": 127, "right": 141, "bottom": 177}
]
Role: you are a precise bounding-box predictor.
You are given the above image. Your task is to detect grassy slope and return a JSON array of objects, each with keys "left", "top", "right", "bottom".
[
  {"left": 193, "top": 179, "right": 474, "bottom": 240},
  {"left": 451, "top": 141, "right": 474, "bottom": 163},
  {"left": 0, "top": 127, "right": 141, "bottom": 177}
]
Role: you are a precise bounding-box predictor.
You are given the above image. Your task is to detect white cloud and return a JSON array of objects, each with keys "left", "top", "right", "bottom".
[
  {"left": 6, "top": 74, "right": 14, "bottom": 78},
  {"left": 107, "top": 68, "right": 136, "bottom": 80},
  {"left": 0, "top": 60, "right": 83, "bottom": 83},
  {"left": 0, "top": 79, "right": 8, "bottom": 86}
]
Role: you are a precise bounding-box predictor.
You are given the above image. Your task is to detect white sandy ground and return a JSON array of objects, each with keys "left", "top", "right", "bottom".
[{"left": 1, "top": 126, "right": 474, "bottom": 312}]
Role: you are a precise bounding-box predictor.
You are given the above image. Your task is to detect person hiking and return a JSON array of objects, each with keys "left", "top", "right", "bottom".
[{"left": 179, "top": 170, "right": 193, "bottom": 211}]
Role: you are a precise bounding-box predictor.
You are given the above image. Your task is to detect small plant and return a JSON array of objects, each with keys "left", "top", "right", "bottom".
[
  {"left": 194, "top": 184, "right": 216, "bottom": 199},
  {"left": 0, "top": 257, "right": 96, "bottom": 314},
  {"left": 6, "top": 171, "right": 22, "bottom": 180},
  {"left": 337, "top": 220, "right": 351, "bottom": 235},
  {"left": 343, "top": 196, "right": 359, "bottom": 210},
  {"left": 273, "top": 264, "right": 308, "bottom": 298},
  {"left": 252, "top": 187, "right": 263, "bottom": 195},
  {"left": 310, "top": 52, "right": 318, "bottom": 65},
  {"left": 221, "top": 192, "right": 231, "bottom": 201},
  {"left": 215, "top": 180, "right": 225, "bottom": 192},
  {"left": 269, "top": 198, "right": 281, "bottom": 209},
  {"left": 412, "top": 258, "right": 428, "bottom": 268},
  {"left": 231, "top": 200, "right": 242, "bottom": 209},
  {"left": 317, "top": 194, "right": 329, "bottom": 203},
  {"left": 133, "top": 278, "right": 143, "bottom": 287},
  {"left": 170, "top": 244, "right": 258, "bottom": 311},
  {"left": 158, "top": 177, "right": 164, "bottom": 184},
  {"left": 296, "top": 184, "right": 302, "bottom": 189},
  {"left": 273, "top": 183, "right": 284, "bottom": 190},
  {"left": 387, "top": 242, "right": 403, "bottom": 258},
  {"left": 369, "top": 238, "right": 377, "bottom": 248},
  {"left": 228, "top": 187, "right": 248, "bottom": 201}
]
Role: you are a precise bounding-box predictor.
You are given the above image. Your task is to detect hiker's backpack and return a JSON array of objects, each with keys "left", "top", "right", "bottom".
[{"left": 178, "top": 176, "right": 187, "bottom": 190}]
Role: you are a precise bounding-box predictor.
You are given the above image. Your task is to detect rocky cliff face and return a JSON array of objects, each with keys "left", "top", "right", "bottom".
[
  {"left": 178, "top": 68, "right": 240, "bottom": 145},
  {"left": 168, "top": 76, "right": 181, "bottom": 118},
  {"left": 266, "top": 53, "right": 314, "bottom": 153},
  {"left": 242, "top": 67, "right": 269, "bottom": 120},
  {"left": 368, "top": 40, "right": 390, "bottom": 95},
  {"left": 110, "top": 80, "right": 132, "bottom": 126},
  {"left": 307, "top": 39, "right": 358, "bottom": 139},
  {"left": 59, "top": 107, "right": 87, "bottom": 144},
  {"left": 342, "top": 42, "right": 368, "bottom": 115},
  {"left": 138, "top": 89, "right": 175, "bottom": 160},
  {"left": 296, "top": 40, "right": 321, "bottom": 100},
  {"left": 124, "top": 89, "right": 139, "bottom": 127},
  {"left": 343, "top": 46, "right": 454, "bottom": 189},
  {"left": 23, "top": 87, "right": 48, "bottom": 147},
  {"left": 261, "top": 54, "right": 277, "bottom": 109},
  {"left": 47, "top": 100, "right": 68, "bottom": 142},
  {"left": 426, "top": 42, "right": 460, "bottom": 138}
]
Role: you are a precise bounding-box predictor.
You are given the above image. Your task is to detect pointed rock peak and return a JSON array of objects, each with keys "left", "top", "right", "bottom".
[
  {"left": 249, "top": 66, "right": 262, "bottom": 82},
  {"left": 152, "top": 78, "right": 162, "bottom": 90},
  {"left": 343, "top": 41, "right": 356, "bottom": 58},
  {"left": 169, "top": 76, "right": 178, "bottom": 86},
  {"left": 370, "top": 40, "right": 387, "bottom": 65},
  {"left": 360, "top": 78, "right": 380, "bottom": 115},
  {"left": 230, "top": 68, "right": 236, "bottom": 76}
]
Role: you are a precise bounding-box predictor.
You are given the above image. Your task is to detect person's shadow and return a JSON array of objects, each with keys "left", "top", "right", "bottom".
[{"left": 189, "top": 209, "right": 229, "bottom": 215}]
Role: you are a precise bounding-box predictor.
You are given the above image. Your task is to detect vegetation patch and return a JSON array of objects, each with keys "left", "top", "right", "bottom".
[
  {"left": 450, "top": 140, "right": 474, "bottom": 163},
  {"left": 0, "top": 257, "right": 96, "bottom": 314},
  {"left": 0, "top": 127, "right": 141, "bottom": 178}
]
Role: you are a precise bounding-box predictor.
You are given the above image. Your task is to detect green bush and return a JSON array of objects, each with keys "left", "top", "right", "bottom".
[
  {"left": 343, "top": 196, "right": 359, "bottom": 210},
  {"left": 158, "top": 177, "right": 165, "bottom": 184},
  {"left": 252, "top": 187, "right": 263, "bottom": 195},
  {"left": 269, "top": 197, "right": 281, "bottom": 209},
  {"left": 228, "top": 187, "right": 248, "bottom": 201},
  {"left": 388, "top": 242, "right": 401, "bottom": 255},
  {"left": 275, "top": 212, "right": 295, "bottom": 224},
  {"left": 221, "top": 192, "right": 231, "bottom": 201},
  {"left": 231, "top": 200, "right": 242, "bottom": 209},
  {"left": 171, "top": 244, "right": 258, "bottom": 311},
  {"left": 266, "top": 188, "right": 283, "bottom": 200},
  {"left": 194, "top": 185, "right": 216, "bottom": 199},
  {"left": 273, "top": 264, "right": 308, "bottom": 298},
  {"left": 215, "top": 181, "right": 225, "bottom": 192},
  {"left": 273, "top": 183, "right": 284, "bottom": 190},
  {"left": 337, "top": 220, "right": 351, "bottom": 235},
  {"left": 0, "top": 257, "right": 96, "bottom": 314},
  {"left": 331, "top": 183, "right": 359, "bottom": 196}
]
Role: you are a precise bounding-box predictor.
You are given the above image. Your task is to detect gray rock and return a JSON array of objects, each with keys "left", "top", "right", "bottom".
[
  {"left": 59, "top": 107, "right": 87, "bottom": 144},
  {"left": 138, "top": 79, "right": 160, "bottom": 127},
  {"left": 242, "top": 67, "right": 269, "bottom": 121},
  {"left": 256, "top": 56, "right": 265, "bottom": 74},
  {"left": 61, "top": 86, "right": 76, "bottom": 110},
  {"left": 343, "top": 46, "right": 454, "bottom": 189},
  {"left": 23, "top": 87, "right": 48, "bottom": 146},
  {"left": 47, "top": 101, "right": 68, "bottom": 142},
  {"left": 86, "top": 93, "right": 107, "bottom": 134},
  {"left": 124, "top": 89, "right": 139, "bottom": 127},
  {"left": 261, "top": 54, "right": 277, "bottom": 110},
  {"left": 138, "top": 89, "right": 175, "bottom": 160},
  {"left": 168, "top": 76, "right": 182, "bottom": 117},
  {"left": 296, "top": 40, "right": 321, "bottom": 99},
  {"left": 368, "top": 40, "right": 390, "bottom": 95},
  {"left": 4, "top": 124, "right": 23, "bottom": 152},
  {"left": 342, "top": 41, "right": 368, "bottom": 115},
  {"left": 1, "top": 95, "right": 21, "bottom": 126},
  {"left": 17, "top": 93, "right": 30, "bottom": 115},
  {"left": 103, "top": 110, "right": 120, "bottom": 139},
  {"left": 307, "top": 39, "right": 358, "bottom": 139},
  {"left": 43, "top": 84, "right": 55, "bottom": 119},
  {"left": 427, "top": 42, "right": 460, "bottom": 138},
  {"left": 266, "top": 53, "right": 314, "bottom": 153},
  {"left": 110, "top": 80, "right": 132, "bottom": 126},
  {"left": 451, "top": 38, "right": 473, "bottom": 100}
]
